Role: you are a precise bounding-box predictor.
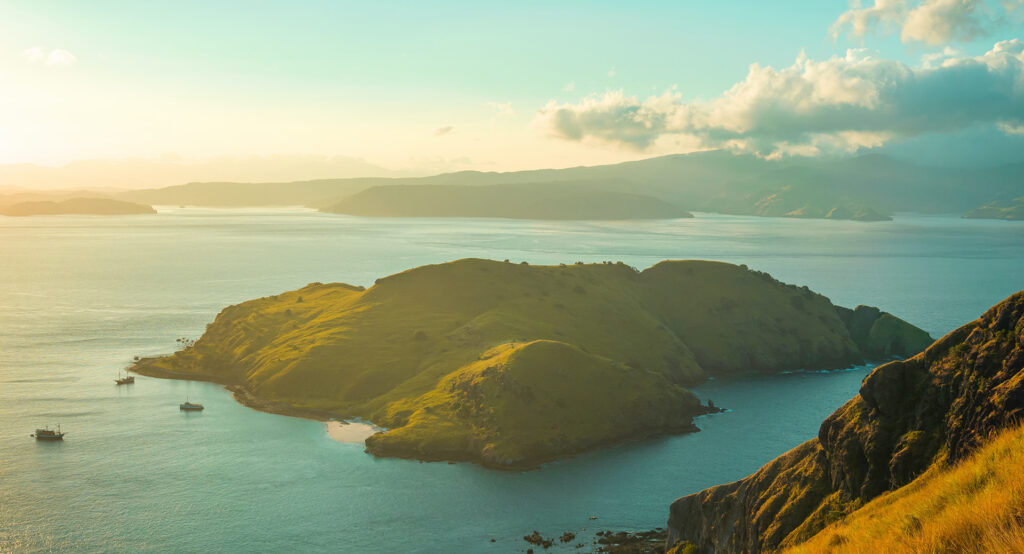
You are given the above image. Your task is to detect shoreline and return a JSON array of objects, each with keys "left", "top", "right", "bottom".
[
  {"left": 130, "top": 357, "right": 351, "bottom": 423},
  {"left": 129, "top": 356, "right": 720, "bottom": 471}
]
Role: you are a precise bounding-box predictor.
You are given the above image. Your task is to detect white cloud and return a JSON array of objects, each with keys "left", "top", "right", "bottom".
[
  {"left": 607, "top": 68, "right": 616, "bottom": 78},
  {"left": 832, "top": 0, "right": 1020, "bottom": 44},
  {"left": 830, "top": 0, "right": 908, "bottom": 39},
  {"left": 46, "top": 49, "right": 77, "bottom": 65},
  {"left": 564, "top": 81, "right": 575, "bottom": 92},
  {"left": 434, "top": 125, "right": 454, "bottom": 136},
  {"left": 536, "top": 40, "right": 1024, "bottom": 158},
  {"left": 23, "top": 47, "right": 76, "bottom": 65},
  {"left": 22, "top": 47, "right": 45, "bottom": 63}
]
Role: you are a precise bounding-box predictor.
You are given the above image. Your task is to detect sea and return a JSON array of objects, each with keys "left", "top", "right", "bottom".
[{"left": 1, "top": 208, "right": 1022, "bottom": 553}]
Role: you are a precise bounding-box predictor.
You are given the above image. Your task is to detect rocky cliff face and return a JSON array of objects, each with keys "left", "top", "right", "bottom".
[{"left": 666, "top": 291, "right": 1024, "bottom": 553}]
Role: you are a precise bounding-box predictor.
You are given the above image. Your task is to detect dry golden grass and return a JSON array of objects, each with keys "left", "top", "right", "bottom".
[{"left": 785, "top": 423, "right": 1024, "bottom": 554}]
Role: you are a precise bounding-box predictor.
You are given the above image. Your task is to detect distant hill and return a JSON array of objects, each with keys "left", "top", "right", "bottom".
[
  {"left": 118, "top": 178, "right": 391, "bottom": 208},
  {"left": 321, "top": 182, "right": 691, "bottom": 220},
  {"left": 963, "top": 196, "right": 1024, "bottom": 220},
  {"left": 0, "top": 197, "right": 155, "bottom": 216},
  {"left": 114, "top": 151, "right": 1024, "bottom": 222},
  {"left": 131, "top": 259, "right": 929, "bottom": 470},
  {"left": 666, "top": 290, "right": 1024, "bottom": 554}
]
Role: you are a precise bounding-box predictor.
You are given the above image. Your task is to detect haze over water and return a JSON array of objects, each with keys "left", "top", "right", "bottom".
[{"left": 2, "top": 208, "right": 1022, "bottom": 552}]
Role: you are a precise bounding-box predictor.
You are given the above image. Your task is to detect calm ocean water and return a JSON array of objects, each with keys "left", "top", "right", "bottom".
[{"left": 1, "top": 208, "right": 1022, "bottom": 553}]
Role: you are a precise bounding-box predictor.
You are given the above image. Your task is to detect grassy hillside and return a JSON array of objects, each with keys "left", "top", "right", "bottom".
[
  {"left": 784, "top": 422, "right": 1024, "bottom": 554},
  {"left": 666, "top": 289, "right": 1024, "bottom": 553},
  {"left": 321, "top": 182, "right": 691, "bottom": 220},
  {"left": 132, "top": 259, "right": 929, "bottom": 469},
  {"left": 0, "top": 197, "right": 155, "bottom": 216}
]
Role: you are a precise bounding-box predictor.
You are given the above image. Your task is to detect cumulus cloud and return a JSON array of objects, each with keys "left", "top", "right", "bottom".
[
  {"left": 536, "top": 40, "right": 1024, "bottom": 158},
  {"left": 832, "top": 0, "right": 1020, "bottom": 44},
  {"left": 434, "top": 125, "right": 454, "bottom": 136},
  {"left": 23, "top": 47, "right": 77, "bottom": 65}
]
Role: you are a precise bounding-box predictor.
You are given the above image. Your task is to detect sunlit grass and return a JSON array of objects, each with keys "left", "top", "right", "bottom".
[{"left": 786, "top": 423, "right": 1024, "bottom": 554}]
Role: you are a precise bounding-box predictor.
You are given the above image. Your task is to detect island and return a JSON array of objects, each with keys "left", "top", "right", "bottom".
[
  {"left": 320, "top": 182, "right": 692, "bottom": 220},
  {"left": 131, "top": 259, "right": 931, "bottom": 470},
  {"left": 963, "top": 196, "right": 1024, "bottom": 220},
  {"left": 666, "top": 290, "right": 1024, "bottom": 554},
  {"left": 0, "top": 197, "right": 156, "bottom": 216}
]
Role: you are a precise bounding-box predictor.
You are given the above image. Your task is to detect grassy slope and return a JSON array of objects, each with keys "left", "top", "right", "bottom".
[
  {"left": 134, "top": 259, "right": 927, "bottom": 468},
  {"left": 785, "top": 423, "right": 1024, "bottom": 554}
]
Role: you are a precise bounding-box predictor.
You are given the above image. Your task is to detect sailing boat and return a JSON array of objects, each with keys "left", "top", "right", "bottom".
[
  {"left": 115, "top": 370, "right": 135, "bottom": 385},
  {"left": 179, "top": 395, "right": 204, "bottom": 411}
]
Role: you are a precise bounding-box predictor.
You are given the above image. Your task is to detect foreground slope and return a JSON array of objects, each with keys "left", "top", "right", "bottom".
[
  {"left": 785, "top": 422, "right": 1024, "bottom": 554},
  {"left": 667, "top": 290, "right": 1024, "bottom": 553},
  {"left": 132, "top": 259, "right": 928, "bottom": 469}
]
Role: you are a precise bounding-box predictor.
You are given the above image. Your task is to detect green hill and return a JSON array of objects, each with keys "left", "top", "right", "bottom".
[
  {"left": 666, "top": 289, "right": 1024, "bottom": 553},
  {"left": 0, "top": 197, "right": 155, "bottom": 216},
  {"left": 132, "top": 259, "right": 929, "bottom": 469},
  {"left": 321, "top": 182, "right": 691, "bottom": 220}
]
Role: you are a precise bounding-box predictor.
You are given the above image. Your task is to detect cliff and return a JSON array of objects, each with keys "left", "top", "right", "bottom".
[
  {"left": 667, "top": 290, "right": 1024, "bottom": 553},
  {"left": 131, "top": 259, "right": 928, "bottom": 469}
]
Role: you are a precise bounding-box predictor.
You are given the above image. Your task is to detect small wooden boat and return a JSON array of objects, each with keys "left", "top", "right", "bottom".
[
  {"left": 180, "top": 396, "right": 204, "bottom": 411},
  {"left": 115, "top": 372, "right": 135, "bottom": 385},
  {"left": 32, "top": 425, "right": 65, "bottom": 440}
]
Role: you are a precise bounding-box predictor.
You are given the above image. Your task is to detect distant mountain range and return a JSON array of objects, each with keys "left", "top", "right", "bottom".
[
  {"left": 48, "top": 151, "right": 1024, "bottom": 222},
  {"left": 321, "top": 182, "right": 691, "bottom": 220}
]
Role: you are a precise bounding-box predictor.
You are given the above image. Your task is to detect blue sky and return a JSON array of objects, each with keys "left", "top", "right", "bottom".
[{"left": 1, "top": 0, "right": 1022, "bottom": 175}]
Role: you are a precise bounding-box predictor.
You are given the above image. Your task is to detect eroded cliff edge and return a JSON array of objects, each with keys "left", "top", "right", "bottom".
[{"left": 667, "top": 290, "right": 1024, "bottom": 553}]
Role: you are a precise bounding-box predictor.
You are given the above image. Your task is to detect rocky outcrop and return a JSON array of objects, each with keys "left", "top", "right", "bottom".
[
  {"left": 666, "top": 290, "right": 1024, "bottom": 553},
  {"left": 835, "top": 304, "right": 933, "bottom": 360}
]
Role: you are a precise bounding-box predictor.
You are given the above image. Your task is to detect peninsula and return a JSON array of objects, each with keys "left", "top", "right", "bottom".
[
  {"left": 131, "top": 259, "right": 930, "bottom": 469},
  {"left": 0, "top": 197, "right": 156, "bottom": 216}
]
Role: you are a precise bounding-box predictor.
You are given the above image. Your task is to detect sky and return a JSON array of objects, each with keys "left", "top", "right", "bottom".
[{"left": 1, "top": 0, "right": 1023, "bottom": 183}]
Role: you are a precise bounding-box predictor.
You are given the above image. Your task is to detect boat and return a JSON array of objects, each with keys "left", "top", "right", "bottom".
[
  {"left": 179, "top": 396, "right": 204, "bottom": 411},
  {"left": 115, "top": 371, "right": 135, "bottom": 385},
  {"left": 32, "top": 425, "right": 65, "bottom": 440}
]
